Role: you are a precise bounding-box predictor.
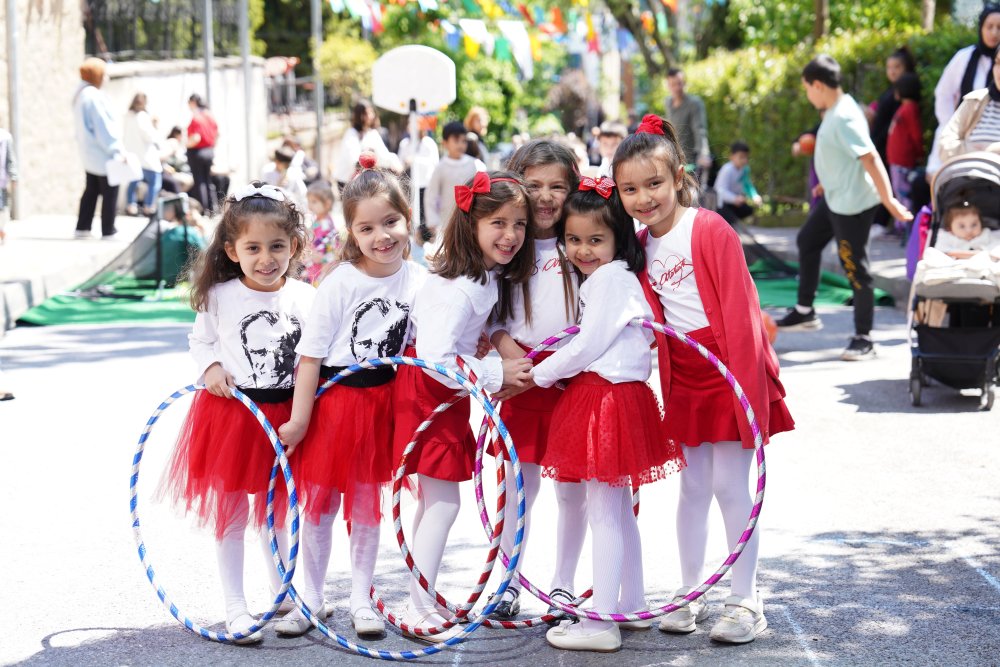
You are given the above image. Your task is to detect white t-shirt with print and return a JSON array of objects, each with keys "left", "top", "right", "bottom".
[
  {"left": 296, "top": 261, "right": 427, "bottom": 366},
  {"left": 644, "top": 207, "right": 710, "bottom": 333}
]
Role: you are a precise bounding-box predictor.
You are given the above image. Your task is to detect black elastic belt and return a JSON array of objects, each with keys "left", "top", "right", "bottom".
[
  {"left": 238, "top": 386, "right": 294, "bottom": 403},
  {"left": 321, "top": 364, "right": 396, "bottom": 388}
]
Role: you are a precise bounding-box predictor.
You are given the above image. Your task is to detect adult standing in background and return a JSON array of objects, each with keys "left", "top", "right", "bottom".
[
  {"left": 929, "top": 4, "right": 1000, "bottom": 173},
  {"left": 332, "top": 99, "right": 398, "bottom": 191},
  {"left": 186, "top": 94, "right": 218, "bottom": 214},
  {"left": 123, "top": 93, "right": 163, "bottom": 216},
  {"left": 464, "top": 106, "right": 491, "bottom": 168},
  {"left": 73, "top": 57, "right": 124, "bottom": 240},
  {"left": 664, "top": 68, "right": 712, "bottom": 171}
]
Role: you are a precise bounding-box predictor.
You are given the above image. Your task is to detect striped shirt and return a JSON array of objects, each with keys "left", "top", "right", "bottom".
[{"left": 968, "top": 100, "right": 1000, "bottom": 145}]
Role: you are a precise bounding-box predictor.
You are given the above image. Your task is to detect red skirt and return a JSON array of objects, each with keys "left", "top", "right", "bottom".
[
  {"left": 158, "top": 390, "right": 290, "bottom": 539},
  {"left": 391, "top": 347, "right": 476, "bottom": 481},
  {"left": 665, "top": 326, "right": 794, "bottom": 448},
  {"left": 292, "top": 382, "right": 394, "bottom": 525},
  {"left": 489, "top": 349, "right": 560, "bottom": 464},
  {"left": 542, "top": 373, "right": 684, "bottom": 486}
]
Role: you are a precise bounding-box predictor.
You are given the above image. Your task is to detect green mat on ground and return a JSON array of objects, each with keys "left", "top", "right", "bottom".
[
  {"left": 749, "top": 260, "right": 894, "bottom": 309},
  {"left": 17, "top": 279, "right": 195, "bottom": 326}
]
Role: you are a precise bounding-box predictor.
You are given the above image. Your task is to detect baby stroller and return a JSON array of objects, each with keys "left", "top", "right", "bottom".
[{"left": 908, "top": 152, "right": 1000, "bottom": 410}]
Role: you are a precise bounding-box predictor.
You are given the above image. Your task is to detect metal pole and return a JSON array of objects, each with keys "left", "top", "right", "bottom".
[
  {"left": 203, "top": 0, "right": 214, "bottom": 107},
  {"left": 239, "top": 0, "right": 251, "bottom": 182},
  {"left": 311, "top": 0, "right": 323, "bottom": 175},
  {"left": 5, "top": 0, "right": 20, "bottom": 219}
]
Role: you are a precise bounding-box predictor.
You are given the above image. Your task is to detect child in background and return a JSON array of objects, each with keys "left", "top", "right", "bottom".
[
  {"left": 264, "top": 146, "right": 309, "bottom": 212},
  {"left": 275, "top": 156, "right": 426, "bottom": 639},
  {"left": 614, "top": 115, "right": 793, "bottom": 645},
  {"left": 488, "top": 140, "right": 585, "bottom": 621},
  {"left": 424, "top": 121, "right": 485, "bottom": 250},
  {"left": 397, "top": 118, "right": 440, "bottom": 242},
  {"left": 593, "top": 121, "right": 628, "bottom": 177},
  {"left": 886, "top": 72, "right": 924, "bottom": 233},
  {"left": 158, "top": 183, "right": 314, "bottom": 644},
  {"left": 391, "top": 171, "right": 534, "bottom": 641},
  {"left": 715, "top": 142, "right": 763, "bottom": 226},
  {"left": 303, "top": 181, "right": 343, "bottom": 285},
  {"left": 536, "top": 182, "right": 683, "bottom": 653}
]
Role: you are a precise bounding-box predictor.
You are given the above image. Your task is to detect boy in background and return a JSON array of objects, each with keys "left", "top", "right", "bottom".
[
  {"left": 424, "top": 121, "right": 485, "bottom": 248},
  {"left": 715, "top": 141, "right": 762, "bottom": 226}
]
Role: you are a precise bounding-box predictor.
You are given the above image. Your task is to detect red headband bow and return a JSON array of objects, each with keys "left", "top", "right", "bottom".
[
  {"left": 579, "top": 176, "right": 615, "bottom": 199},
  {"left": 454, "top": 172, "right": 520, "bottom": 213},
  {"left": 636, "top": 114, "right": 665, "bottom": 136}
]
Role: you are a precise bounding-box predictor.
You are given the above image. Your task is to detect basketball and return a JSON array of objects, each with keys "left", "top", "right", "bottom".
[
  {"left": 763, "top": 311, "right": 778, "bottom": 344},
  {"left": 798, "top": 133, "right": 816, "bottom": 156}
]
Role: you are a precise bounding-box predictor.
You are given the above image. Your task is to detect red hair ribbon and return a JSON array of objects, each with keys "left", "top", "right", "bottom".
[
  {"left": 579, "top": 176, "right": 615, "bottom": 199},
  {"left": 455, "top": 171, "right": 492, "bottom": 213},
  {"left": 636, "top": 114, "right": 665, "bottom": 136}
]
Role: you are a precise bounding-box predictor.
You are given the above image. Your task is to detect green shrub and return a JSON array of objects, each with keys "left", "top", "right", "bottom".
[{"left": 644, "top": 24, "right": 974, "bottom": 201}]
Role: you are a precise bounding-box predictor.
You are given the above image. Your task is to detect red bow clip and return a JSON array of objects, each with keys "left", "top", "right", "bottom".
[
  {"left": 579, "top": 176, "right": 615, "bottom": 199},
  {"left": 636, "top": 114, "right": 665, "bottom": 136},
  {"left": 455, "top": 171, "right": 492, "bottom": 213}
]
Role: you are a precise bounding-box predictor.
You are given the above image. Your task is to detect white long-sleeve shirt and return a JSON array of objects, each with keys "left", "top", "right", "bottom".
[
  {"left": 490, "top": 237, "right": 578, "bottom": 349},
  {"left": 398, "top": 135, "right": 440, "bottom": 190},
  {"left": 423, "top": 155, "right": 484, "bottom": 231},
  {"left": 123, "top": 110, "right": 163, "bottom": 172},
  {"left": 410, "top": 271, "right": 503, "bottom": 391},
  {"left": 532, "top": 260, "right": 653, "bottom": 388},
  {"left": 714, "top": 160, "right": 747, "bottom": 206},
  {"left": 189, "top": 277, "right": 316, "bottom": 388},
  {"left": 296, "top": 261, "right": 426, "bottom": 365}
]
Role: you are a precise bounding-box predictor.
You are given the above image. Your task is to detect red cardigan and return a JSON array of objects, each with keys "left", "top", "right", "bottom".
[{"left": 638, "top": 208, "right": 790, "bottom": 448}]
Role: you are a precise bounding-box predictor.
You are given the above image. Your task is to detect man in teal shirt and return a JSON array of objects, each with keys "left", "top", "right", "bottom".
[{"left": 777, "top": 55, "right": 913, "bottom": 361}]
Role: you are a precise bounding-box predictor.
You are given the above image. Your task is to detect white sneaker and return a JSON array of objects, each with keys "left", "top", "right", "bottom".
[
  {"left": 709, "top": 595, "right": 767, "bottom": 644},
  {"left": 658, "top": 587, "right": 709, "bottom": 634},
  {"left": 226, "top": 612, "right": 263, "bottom": 645},
  {"left": 74, "top": 230, "right": 92, "bottom": 239}
]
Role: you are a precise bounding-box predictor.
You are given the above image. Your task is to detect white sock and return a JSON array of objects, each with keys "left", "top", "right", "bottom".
[
  {"left": 550, "top": 480, "right": 587, "bottom": 593},
  {"left": 676, "top": 445, "right": 713, "bottom": 590},
  {"left": 499, "top": 461, "right": 540, "bottom": 594},
  {"left": 408, "top": 475, "right": 461, "bottom": 614},
  {"left": 581, "top": 480, "right": 626, "bottom": 632},
  {"left": 795, "top": 304, "right": 813, "bottom": 315},
  {"left": 259, "top": 513, "right": 291, "bottom": 602},
  {"left": 712, "top": 442, "right": 759, "bottom": 601},
  {"left": 349, "top": 483, "right": 381, "bottom": 614},
  {"left": 299, "top": 493, "right": 340, "bottom": 615},
  {"left": 618, "top": 487, "right": 645, "bottom": 613},
  {"left": 216, "top": 493, "right": 250, "bottom": 623}
]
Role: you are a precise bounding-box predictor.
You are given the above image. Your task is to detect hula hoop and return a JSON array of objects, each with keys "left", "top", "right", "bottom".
[
  {"left": 129, "top": 386, "right": 301, "bottom": 643},
  {"left": 275, "top": 356, "right": 528, "bottom": 659},
  {"left": 468, "top": 318, "right": 767, "bottom": 623}
]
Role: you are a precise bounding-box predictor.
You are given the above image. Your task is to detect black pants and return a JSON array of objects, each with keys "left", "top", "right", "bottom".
[
  {"left": 719, "top": 202, "right": 755, "bottom": 226},
  {"left": 76, "top": 171, "right": 119, "bottom": 236},
  {"left": 187, "top": 147, "right": 216, "bottom": 214},
  {"left": 796, "top": 198, "right": 876, "bottom": 335}
]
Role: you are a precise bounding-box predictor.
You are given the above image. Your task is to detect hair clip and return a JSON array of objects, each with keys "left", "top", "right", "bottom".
[
  {"left": 579, "top": 176, "right": 615, "bottom": 199},
  {"left": 635, "top": 114, "right": 665, "bottom": 136},
  {"left": 233, "top": 183, "right": 286, "bottom": 202},
  {"left": 358, "top": 152, "right": 377, "bottom": 170}
]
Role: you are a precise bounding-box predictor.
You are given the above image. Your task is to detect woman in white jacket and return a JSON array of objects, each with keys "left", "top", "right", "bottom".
[{"left": 123, "top": 93, "right": 163, "bottom": 216}]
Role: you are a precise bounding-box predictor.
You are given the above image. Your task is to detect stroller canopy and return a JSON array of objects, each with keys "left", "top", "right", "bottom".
[{"left": 931, "top": 152, "right": 1000, "bottom": 231}]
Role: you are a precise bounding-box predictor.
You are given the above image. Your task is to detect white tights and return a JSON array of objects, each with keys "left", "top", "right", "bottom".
[
  {"left": 579, "top": 480, "right": 643, "bottom": 632},
  {"left": 408, "top": 475, "right": 461, "bottom": 614},
  {"left": 282, "top": 484, "right": 382, "bottom": 615},
  {"left": 676, "top": 442, "right": 759, "bottom": 600}
]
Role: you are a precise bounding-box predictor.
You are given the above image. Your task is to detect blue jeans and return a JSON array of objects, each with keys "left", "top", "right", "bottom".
[{"left": 126, "top": 169, "right": 163, "bottom": 209}]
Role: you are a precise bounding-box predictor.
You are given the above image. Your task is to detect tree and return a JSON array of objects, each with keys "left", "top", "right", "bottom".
[
  {"left": 814, "top": 0, "right": 829, "bottom": 40},
  {"left": 923, "top": 0, "right": 936, "bottom": 32},
  {"left": 604, "top": 0, "right": 675, "bottom": 76}
]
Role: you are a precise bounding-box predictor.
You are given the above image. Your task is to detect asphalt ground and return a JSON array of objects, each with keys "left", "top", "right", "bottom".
[{"left": 2, "top": 305, "right": 999, "bottom": 666}]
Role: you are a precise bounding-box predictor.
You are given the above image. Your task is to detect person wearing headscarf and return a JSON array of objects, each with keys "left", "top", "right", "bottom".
[
  {"left": 929, "top": 4, "right": 1000, "bottom": 172},
  {"left": 73, "top": 57, "right": 124, "bottom": 239},
  {"left": 939, "top": 49, "right": 1000, "bottom": 161}
]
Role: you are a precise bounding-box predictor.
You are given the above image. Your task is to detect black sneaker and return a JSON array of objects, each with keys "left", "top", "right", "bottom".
[
  {"left": 841, "top": 335, "right": 876, "bottom": 361},
  {"left": 775, "top": 308, "right": 823, "bottom": 331}
]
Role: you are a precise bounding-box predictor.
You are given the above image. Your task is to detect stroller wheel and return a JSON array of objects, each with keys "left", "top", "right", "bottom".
[
  {"left": 979, "top": 384, "right": 995, "bottom": 411},
  {"left": 910, "top": 376, "right": 922, "bottom": 407}
]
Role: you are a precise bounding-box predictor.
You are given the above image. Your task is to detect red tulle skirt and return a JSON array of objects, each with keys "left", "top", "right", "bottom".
[
  {"left": 489, "top": 349, "right": 560, "bottom": 464},
  {"left": 291, "top": 382, "right": 394, "bottom": 524},
  {"left": 665, "top": 326, "right": 794, "bottom": 448},
  {"left": 158, "top": 390, "right": 290, "bottom": 539},
  {"left": 391, "top": 347, "right": 476, "bottom": 481},
  {"left": 542, "top": 373, "right": 684, "bottom": 486}
]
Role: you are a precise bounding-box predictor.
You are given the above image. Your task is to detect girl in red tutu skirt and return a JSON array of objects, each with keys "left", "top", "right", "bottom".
[
  {"left": 158, "top": 182, "right": 315, "bottom": 643},
  {"left": 487, "top": 140, "right": 586, "bottom": 620},
  {"left": 529, "top": 181, "right": 685, "bottom": 653},
  {"left": 614, "top": 115, "right": 795, "bottom": 645},
  {"left": 391, "top": 171, "right": 535, "bottom": 640},
  {"left": 273, "top": 156, "right": 426, "bottom": 639}
]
